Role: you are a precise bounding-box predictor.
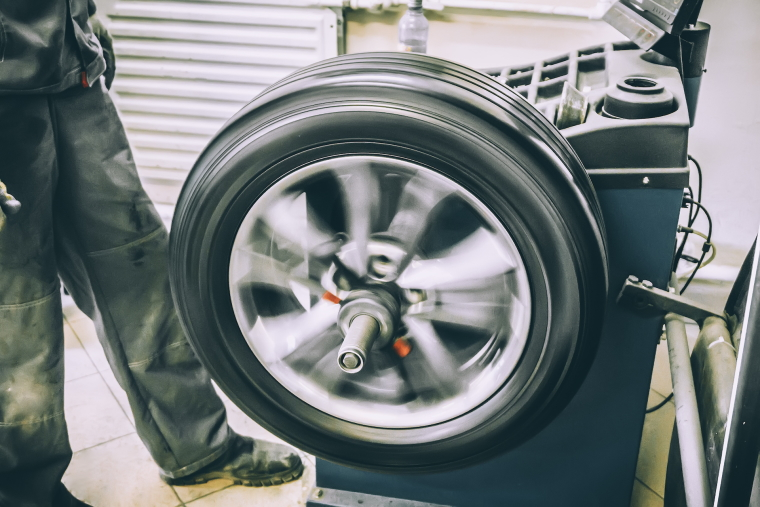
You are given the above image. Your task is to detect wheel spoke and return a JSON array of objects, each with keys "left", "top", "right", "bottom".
[
  {"left": 231, "top": 247, "right": 326, "bottom": 300},
  {"left": 335, "top": 163, "right": 381, "bottom": 276},
  {"left": 308, "top": 344, "right": 347, "bottom": 392},
  {"left": 263, "top": 191, "right": 340, "bottom": 259},
  {"left": 396, "top": 227, "right": 516, "bottom": 291},
  {"left": 384, "top": 173, "right": 452, "bottom": 257},
  {"left": 249, "top": 300, "right": 340, "bottom": 362},
  {"left": 406, "top": 290, "right": 505, "bottom": 332},
  {"left": 281, "top": 330, "right": 347, "bottom": 392},
  {"left": 403, "top": 317, "right": 461, "bottom": 396}
]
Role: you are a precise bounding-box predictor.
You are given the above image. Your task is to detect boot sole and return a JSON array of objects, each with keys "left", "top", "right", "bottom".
[{"left": 164, "top": 462, "right": 305, "bottom": 488}]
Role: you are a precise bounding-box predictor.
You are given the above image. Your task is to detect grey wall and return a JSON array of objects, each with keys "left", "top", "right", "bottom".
[
  {"left": 94, "top": 0, "right": 118, "bottom": 16},
  {"left": 687, "top": 0, "right": 760, "bottom": 269},
  {"left": 347, "top": 8, "right": 622, "bottom": 68}
]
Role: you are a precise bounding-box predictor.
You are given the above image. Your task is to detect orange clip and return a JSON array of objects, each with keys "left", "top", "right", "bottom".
[
  {"left": 322, "top": 292, "right": 341, "bottom": 304},
  {"left": 393, "top": 337, "right": 412, "bottom": 358}
]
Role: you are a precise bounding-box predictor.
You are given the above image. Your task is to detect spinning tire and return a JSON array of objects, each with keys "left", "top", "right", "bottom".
[{"left": 169, "top": 53, "right": 608, "bottom": 473}]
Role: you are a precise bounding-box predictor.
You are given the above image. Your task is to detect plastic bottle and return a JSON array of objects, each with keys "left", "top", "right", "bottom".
[{"left": 398, "top": 0, "right": 429, "bottom": 53}]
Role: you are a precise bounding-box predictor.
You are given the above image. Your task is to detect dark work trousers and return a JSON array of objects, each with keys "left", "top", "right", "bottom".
[{"left": 0, "top": 80, "right": 232, "bottom": 507}]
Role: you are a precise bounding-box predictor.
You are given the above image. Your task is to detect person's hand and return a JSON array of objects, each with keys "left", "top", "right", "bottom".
[{"left": 89, "top": 15, "right": 116, "bottom": 90}]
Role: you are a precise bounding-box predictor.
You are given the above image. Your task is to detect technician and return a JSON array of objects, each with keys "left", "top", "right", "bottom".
[{"left": 0, "top": 2, "right": 303, "bottom": 506}]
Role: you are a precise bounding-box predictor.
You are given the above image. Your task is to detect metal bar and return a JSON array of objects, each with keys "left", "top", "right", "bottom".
[
  {"left": 714, "top": 228, "right": 760, "bottom": 507},
  {"left": 528, "top": 58, "right": 542, "bottom": 104},
  {"left": 337, "top": 314, "right": 380, "bottom": 373},
  {"left": 567, "top": 49, "right": 579, "bottom": 89},
  {"left": 307, "top": 487, "right": 452, "bottom": 506},
  {"left": 617, "top": 276, "right": 724, "bottom": 323},
  {"left": 666, "top": 310, "right": 713, "bottom": 507}
]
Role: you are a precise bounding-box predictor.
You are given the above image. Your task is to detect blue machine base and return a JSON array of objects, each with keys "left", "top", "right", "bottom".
[{"left": 312, "top": 188, "right": 684, "bottom": 507}]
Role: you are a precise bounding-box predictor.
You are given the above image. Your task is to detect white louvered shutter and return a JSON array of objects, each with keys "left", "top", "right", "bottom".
[{"left": 108, "top": 1, "right": 340, "bottom": 224}]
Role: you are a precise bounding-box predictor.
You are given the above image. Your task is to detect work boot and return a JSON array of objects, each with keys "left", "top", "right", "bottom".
[
  {"left": 162, "top": 435, "right": 304, "bottom": 487},
  {"left": 52, "top": 483, "right": 94, "bottom": 507}
]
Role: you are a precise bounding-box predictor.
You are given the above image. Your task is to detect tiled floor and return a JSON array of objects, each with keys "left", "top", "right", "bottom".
[
  {"left": 58, "top": 278, "right": 732, "bottom": 506},
  {"left": 60, "top": 296, "right": 316, "bottom": 507}
]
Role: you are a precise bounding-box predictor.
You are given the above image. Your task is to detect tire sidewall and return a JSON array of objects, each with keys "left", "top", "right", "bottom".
[{"left": 170, "top": 69, "right": 605, "bottom": 471}]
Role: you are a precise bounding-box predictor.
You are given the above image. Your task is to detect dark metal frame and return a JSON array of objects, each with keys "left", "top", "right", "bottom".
[{"left": 714, "top": 235, "right": 760, "bottom": 506}]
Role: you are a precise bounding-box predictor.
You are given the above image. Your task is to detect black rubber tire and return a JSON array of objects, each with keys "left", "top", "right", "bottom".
[{"left": 169, "top": 52, "right": 608, "bottom": 473}]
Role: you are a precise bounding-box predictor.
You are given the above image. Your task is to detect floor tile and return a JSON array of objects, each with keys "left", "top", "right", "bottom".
[
  {"left": 63, "top": 433, "right": 181, "bottom": 507},
  {"left": 99, "top": 367, "right": 135, "bottom": 425},
  {"left": 650, "top": 336, "right": 671, "bottom": 398},
  {"left": 635, "top": 390, "right": 675, "bottom": 498},
  {"left": 64, "top": 374, "right": 135, "bottom": 452},
  {"left": 67, "top": 316, "right": 110, "bottom": 372},
  {"left": 174, "top": 479, "right": 235, "bottom": 504},
  {"left": 62, "top": 292, "right": 88, "bottom": 323},
  {"left": 64, "top": 321, "right": 97, "bottom": 383},
  {"left": 630, "top": 479, "right": 664, "bottom": 507},
  {"left": 185, "top": 458, "right": 315, "bottom": 506}
]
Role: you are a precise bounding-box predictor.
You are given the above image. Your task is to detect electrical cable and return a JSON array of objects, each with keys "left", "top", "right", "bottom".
[
  {"left": 680, "top": 247, "right": 710, "bottom": 294},
  {"left": 672, "top": 155, "right": 705, "bottom": 275},
  {"left": 646, "top": 392, "right": 674, "bottom": 413},
  {"left": 683, "top": 200, "right": 713, "bottom": 243},
  {"left": 687, "top": 155, "right": 703, "bottom": 224},
  {"left": 687, "top": 186, "right": 696, "bottom": 224},
  {"left": 679, "top": 199, "right": 713, "bottom": 294},
  {"left": 679, "top": 227, "right": 717, "bottom": 268},
  {"left": 649, "top": 156, "right": 708, "bottom": 414},
  {"left": 689, "top": 155, "right": 703, "bottom": 204},
  {"left": 673, "top": 223, "right": 691, "bottom": 273}
]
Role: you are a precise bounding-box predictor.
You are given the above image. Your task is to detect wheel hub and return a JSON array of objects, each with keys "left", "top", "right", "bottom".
[
  {"left": 337, "top": 288, "right": 401, "bottom": 373},
  {"left": 366, "top": 239, "right": 407, "bottom": 282},
  {"left": 228, "top": 155, "right": 532, "bottom": 429}
]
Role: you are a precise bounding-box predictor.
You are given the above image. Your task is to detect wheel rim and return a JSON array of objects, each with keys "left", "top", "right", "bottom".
[{"left": 229, "top": 155, "right": 531, "bottom": 429}]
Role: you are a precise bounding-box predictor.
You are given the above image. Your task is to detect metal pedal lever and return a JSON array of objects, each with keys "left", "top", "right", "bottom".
[
  {"left": 337, "top": 314, "right": 380, "bottom": 374},
  {"left": 617, "top": 275, "right": 725, "bottom": 323},
  {"left": 308, "top": 486, "right": 451, "bottom": 507}
]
